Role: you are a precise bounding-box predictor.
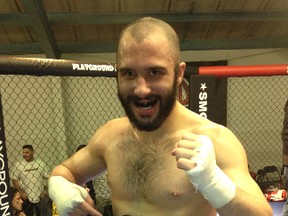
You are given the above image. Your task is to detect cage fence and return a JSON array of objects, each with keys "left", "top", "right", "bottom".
[
  {"left": 0, "top": 72, "right": 287, "bottom": 212},
  {"left": 227, "top": 75, "right": 288, "bottom": 184}
]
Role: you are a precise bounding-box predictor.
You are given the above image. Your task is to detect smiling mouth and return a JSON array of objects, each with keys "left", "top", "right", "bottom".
[{"left": 134, "top": 99, "right": 157, "bottom": 110}]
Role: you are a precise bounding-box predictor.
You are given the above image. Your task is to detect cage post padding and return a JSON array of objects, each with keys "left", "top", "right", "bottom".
[
  {"left": 199, "top": 64, "right": 288, "bottom": 77},
  {"left": 0, "top": 56, "right": 287, "bottom": 78},
  {"left": 0, "top": 56, "right": 117, "bottom": 77},
  {"left": 0, "top": 93, "right": 12, "bottom": 216}
]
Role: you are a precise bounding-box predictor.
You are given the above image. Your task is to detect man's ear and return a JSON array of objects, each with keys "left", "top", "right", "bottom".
[{"left": 177, "top": 62, "right": 186, "bottom": 85}]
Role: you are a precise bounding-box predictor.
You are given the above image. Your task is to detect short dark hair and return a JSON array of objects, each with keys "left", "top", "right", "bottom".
[
  {"left": 117, "top": 17, "right": 180, "bottom": 65},
  {"left": 22, "top": 144, "right": 33, "bottom": 150}
]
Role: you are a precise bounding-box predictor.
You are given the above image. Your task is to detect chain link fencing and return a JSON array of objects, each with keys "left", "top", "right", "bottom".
[{"left": 0, "top": 72, "right": 287, "bottom": 213}]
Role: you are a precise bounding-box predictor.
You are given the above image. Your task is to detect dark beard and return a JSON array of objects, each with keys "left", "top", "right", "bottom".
[{"left": 117, "top": 78, "right": 177, "bottom": 131}]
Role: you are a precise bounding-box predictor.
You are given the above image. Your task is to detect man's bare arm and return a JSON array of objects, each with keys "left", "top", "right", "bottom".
[{"left": 172, "top": 132, "right": 272, "bottom": 216}]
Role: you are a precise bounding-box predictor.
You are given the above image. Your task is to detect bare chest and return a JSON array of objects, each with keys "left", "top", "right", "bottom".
[{"left": 106, "top": 134, "right": 196, "bottom": 202}]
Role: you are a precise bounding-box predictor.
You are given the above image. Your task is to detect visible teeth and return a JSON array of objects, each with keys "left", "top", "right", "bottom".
[
  {"left": 140, "top": 106, "right": 152, "bottom": 110},
  {"left": 136, "top": 102, "right": 150, "bottom": 107},
  {"left": 135, "top": 100, "right": 156, "bottom": 109},
  {"left": 142, "top": 103, "right": 150, "bottom": 107}
]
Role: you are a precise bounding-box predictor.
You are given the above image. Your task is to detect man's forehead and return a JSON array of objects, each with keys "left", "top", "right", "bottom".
[{"left": 23, "top": 148, "right": 32, "bottom": 152}]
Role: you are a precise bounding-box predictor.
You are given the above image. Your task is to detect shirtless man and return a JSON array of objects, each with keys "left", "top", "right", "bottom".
[{"left": 48, "top": 17, "right": 272, "bottom": 216}]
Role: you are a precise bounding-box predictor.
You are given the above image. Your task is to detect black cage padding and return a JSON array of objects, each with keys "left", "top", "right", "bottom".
[{"left": 0, "top": 56, "right": 117, "bottom": 77}]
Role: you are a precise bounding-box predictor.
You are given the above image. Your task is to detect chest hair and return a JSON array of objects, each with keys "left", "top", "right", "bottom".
[{"left": 118, "top": 133, "right": 179, "bottom": 198}]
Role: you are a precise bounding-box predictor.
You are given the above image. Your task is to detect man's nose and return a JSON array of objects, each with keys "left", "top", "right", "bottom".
[{"left": 134, "top": 77, "right": 151, "bottom": 97}]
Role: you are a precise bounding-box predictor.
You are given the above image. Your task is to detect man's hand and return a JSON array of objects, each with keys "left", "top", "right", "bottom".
[
  {"left": 171, "top": 133, "right": 236, "bottom": 209},
  {"left": 49, "top": 176, "right": 102, "bottom": 216},
  {"left": 171, "top": 133, "right": 218, "bottom": 188},
  {"left": 66, "top": 196, "right": 101, "bottom": 216},
  {"left": 171, "top": 133, "right": 202, "bottom": 171}
]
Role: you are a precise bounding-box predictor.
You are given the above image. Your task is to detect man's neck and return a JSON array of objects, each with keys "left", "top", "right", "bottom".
[
  {"left": 133, "top": 102, "right": 182, "bottom": 139},
  {"left": 26, "top": 157, "right": 34, "bottom": 162}
]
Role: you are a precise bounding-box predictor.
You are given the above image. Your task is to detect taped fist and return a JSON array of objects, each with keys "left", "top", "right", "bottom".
[
  {"left": 171, "top": 134, "right": 236, "bottom": 208},
  {"left": 48, "top": 176, "right": 102, "bottom": 216}
]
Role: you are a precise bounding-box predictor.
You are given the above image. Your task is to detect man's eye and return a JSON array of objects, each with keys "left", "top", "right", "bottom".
[
  {"left": 120, "top": 70, "right": 136, "bottom": 79},
  {"left": 119, "top": 70, "right": 132, "bottom": 76},
  {"left": 124, "top": 71, "right": 135, "bottom": 77},
  {"left": 127, "top": 71, "right": 134, "bottom": 76},
  {"left": 151, "top": 70, "right": 158, "bottom": 75},
  {"left": 150, "top": 69, "right": 162, "bottom": 76}
]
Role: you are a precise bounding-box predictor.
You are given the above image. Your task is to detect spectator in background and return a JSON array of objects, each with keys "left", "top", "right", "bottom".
[
  {"left": 76, "top": 144, "right": 97, "bottom": 206},
  {"left": 11, "top": 144, "right": 52, "bottom": 216},
  {"left": 10, "top": 187, "right": 26, "bottom": 216},
  {"left": 282, "top": 99, "right": 288, "bottom": 216}
]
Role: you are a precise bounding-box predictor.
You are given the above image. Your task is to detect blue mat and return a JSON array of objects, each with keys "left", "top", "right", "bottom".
[{"left": 270, "top": 201, "right": 285, "bottom": 216}]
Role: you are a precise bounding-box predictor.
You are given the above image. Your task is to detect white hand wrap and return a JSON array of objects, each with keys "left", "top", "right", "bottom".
[
  {"left": 186, "top": 135, "right": 236, "bottom": 209},
  {"left": 48, "top": 176, "right": 89, "bottom": 216}
]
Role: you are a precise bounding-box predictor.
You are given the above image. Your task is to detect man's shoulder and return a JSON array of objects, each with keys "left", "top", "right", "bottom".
[
  {"left": 190, "top": 117, "right": 233, "bottom": 143},
  {"left": 98, "top": 117, "right": 130, "bottom": 133},
  {"left": 11, "top": 160, "right": 21, "bottom": 169},
  {"left": 34, "top": 158, "right": 46, "bottom": 164},
  {"left": 107, "top": 117, "right": 128, "bottom": 125},
  {"left": 11, "top": 160, "right": 28, "bottom": 173},
  {"left": 15, "top": 159, "right": 27, "bottom": 166},
  {"left": 89, "top": 117, "right": 130, "bottom": 145}
]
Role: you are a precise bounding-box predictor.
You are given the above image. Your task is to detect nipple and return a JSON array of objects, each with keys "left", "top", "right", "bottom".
[{"left": 171, "top": 191, "right": 180, "bottom": 197}]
